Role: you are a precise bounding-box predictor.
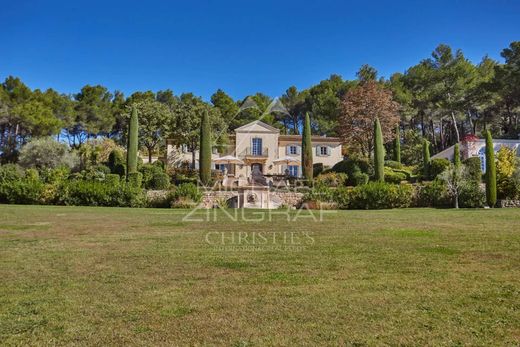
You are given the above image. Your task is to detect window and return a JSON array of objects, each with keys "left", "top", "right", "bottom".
[
  {"left": 288, "top": 165, "right": 299, "bottom": 177},
  {"left": 215, "top": 164, "right": 228, "bottom": 173},
  {"left": 288, "top": 145, "right": 298, "bottom": 155},
  {"left": 318, "top": 146, "right": 329, "bottom": 156},
  {"left": 252, "top": 138, "right": 262, "bottom": 155}
]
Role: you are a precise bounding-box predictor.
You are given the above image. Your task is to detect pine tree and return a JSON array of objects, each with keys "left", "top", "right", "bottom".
[
  {"left": 373, "top": 118, "right": 385, "bottom": 182},
  {"left": 199, "top": 110, "right": 212, "bottom": 185},
  {"left": 302, "top": 112, "right": 314, "bottom": 182},
  {"left": 126, "top": 106, "right": 138, "bottom": 179},
  {"left": 422, "top": 139, "right": 431, "bottom": 179},
  {"left": 453, "top": 143, "right": 461, "bottom": 169},
  {"left": 393, "top": 124, "right": 401, "bottom": 164},
  {"left": 485, "top": 130, "right": 497, "bottom": 207}
]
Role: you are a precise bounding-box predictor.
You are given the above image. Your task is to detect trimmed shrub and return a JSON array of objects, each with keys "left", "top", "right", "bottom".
[
  {"left": 149, "top": 172, "right": 170, "bottom": 190},
  {"left": 348, "top": 182, "right": 413, "bottom": 209},
  {"left": 302, "top": 183, "right": 335, "bottom": 205},
  {"left": 39, "top": 167, "right": 70, "bottom": 185},
  {"left": 199, "top": 111, "right": 212, "bottom": 185},
  {"left": 497, "top": 176, "right": 520, "bottom": 200},
  {"left": 107, "top": 149, "right": 126, "bottom": 176},
  {"left": 313, "top": 163, "right": 325, "bottom": 177},
  {"left": 174, "top": 174, "right": 198, "bottom": 185},
  {"left": 0, "top": 164, "right": 24, "bottom": 183},
  {"left": 485, "top": 130, "right": 497, "bottom": 207},
  {"left": 496, "top": 146, "right": 519, "bottom": 199},
  {"left": 126, "top": 106, "right": 139, "bottom": 177},
  {"left": 384, "top": 160, "right": 403, "bottom": 169},
  {"left": 128, "top": 172, "right": 143, "bottom": 189},
  {"left": 428, "top": 158, "right": 450, "bottom": 180},
  {"left": 147, "top": 190, "right": 176, "bottom": 208},
  {"left": 414, "top": 180, "right": 450, "bottom": 208},
  {"left": 459, "top": 181, "right": 485, "bottom": 208},
  {"left": 105, "top": 174, "right": 120, "bottom": 186},
  {"left": 373, "top": 118, "right": 385, "bottom": 182},
  {"left": 423, "top": 139, "right": 431, "bottom": 178},
  {"left": 332, "top": 186, "right": 351, "bottom": 209},
  {"left": 352, "top": 171, "right": 369, "bottom": 186},
  {"left": 84, "top": 164, "right": 111, "bottom": 181},
  {"left": 384, "top": 167, "right": 407, "bottom": 184},
  {"left": 0, "top": 178, "right": 45, "bottom": 205},
  {"left": 315, "top": 172, "right": 347, "bottom": 187},
  {"left": 140, "top": 164, "right": 170, "bottom": 190},
  {"left": 302, "top": 112, "right": 313, "bottom": 181},
  {"left": 56, "top": 180, "right": 145, "bottom": 207},
  {"left": 454, "top": 143, "right": 461, "bottom": 168},
  {"left": 331, "top": 158, "right": 373, "bottom": 186},
  {"left": 153, "top": 160, "right": 165, "bottom": 170},
  {"left": 172, "top": 183, "right": 202, "bottom": 203},
  {"left": 463, "top": 157, "right": 482, "bottom": 182},
  {"left": 393, "top": 167, "right": 414, "bottom": 181}
]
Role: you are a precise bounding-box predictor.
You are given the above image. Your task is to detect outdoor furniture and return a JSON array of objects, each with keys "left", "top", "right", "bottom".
[{"left": 214, "top": 155, "right": 244, "bottom": 187}]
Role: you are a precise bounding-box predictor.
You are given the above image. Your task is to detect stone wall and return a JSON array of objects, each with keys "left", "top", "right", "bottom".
[
  {"left": 271, "top": 191, "right": 304, "bottom": 208},
  {"left": 200, "top": 190, "right": 304, "bottom": 209},
  {"left": 498, "top": 200, "right": 520, "bottom": 208},
  {"left": 201, "top": 191, "right": 238, "bottom": 208}
]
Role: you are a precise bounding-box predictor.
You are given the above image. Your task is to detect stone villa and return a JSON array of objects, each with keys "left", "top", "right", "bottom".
[{"left": 166, "top": 120, "right": 343, "bottom": 178}]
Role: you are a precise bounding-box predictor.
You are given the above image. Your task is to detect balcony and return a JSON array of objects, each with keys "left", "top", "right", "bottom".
[{"left": 241, "top": 147, "right": 269, "bottom": 158}]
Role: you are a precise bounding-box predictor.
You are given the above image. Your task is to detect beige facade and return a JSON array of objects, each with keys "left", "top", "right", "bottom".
[
  {"left": 432, "top": 138, "right": 520, "bottom": 173},
  {"left": 166, "top": 120, "right": 343, "bottom": 178}
]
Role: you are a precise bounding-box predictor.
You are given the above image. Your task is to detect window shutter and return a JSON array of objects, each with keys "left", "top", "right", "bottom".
[
  {"left": 316, "top": 146, "right": 320, "bottom": 156},
  {"left": 327, "top": 146, "right": 331, "bottom": 156},
  {"left": 286, "top": 145, "right": 290, "bottom": 155},
  {"left": 297, "top": 145, "right": 301, "bottom": 155}
]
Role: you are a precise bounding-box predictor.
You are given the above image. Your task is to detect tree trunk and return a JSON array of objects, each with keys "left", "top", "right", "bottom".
[
  {"left": 421, "top": 112, "right": 426, "bottom": 136},
  {"left": 293, "top": 115, "right": 300, "bottom": 135},
  {"left": 191, "top": 141, "right": 196, "bottom": 169},
  {"left": 454, "top": 192, "right": 459, "bottom": 209},
  {"left": 451, "top": 112, "right": 460, "bottom": 143},
  {"left": 440, "top": 119, "right": 445, "bottom": 150},
  {"left": 430, "top": 120, "right": 437, "bottom": 150},
  {"left": 148, "top": 147, "right": 153, "bottom": 164}
]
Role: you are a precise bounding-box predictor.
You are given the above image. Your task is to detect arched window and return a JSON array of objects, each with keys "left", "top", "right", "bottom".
[{"left": 478, "top": 147, "right": 486, "bottom": 173}]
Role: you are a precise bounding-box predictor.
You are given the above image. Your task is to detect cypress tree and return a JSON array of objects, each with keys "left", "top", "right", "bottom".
[
  {"left": 453, "top": 143, "right": 461, "bottom": 169},
  {"left": 301, "top": 112, "right": 313, "bottom": 182},
  {"left": 199, "top": 110, "right": 212, "bottom": 185},
  {"left": 373, "top": 118, "right": 384, "bottom": 182},
  {"left": 485, "top": 130, "right": 497, "bottom": 207},
  {"left": 422, "top": 139, "right": 430, "bottom": 179},
  {"left": 126, "top": 106, "right": 138, "bottom": 179},
  {"left": 393, "top": 124, "right": 401, "bottom": 164}
]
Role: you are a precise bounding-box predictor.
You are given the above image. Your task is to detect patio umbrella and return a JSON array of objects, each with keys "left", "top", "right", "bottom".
[
  {"left": 273, "top": 156, "right": 301, "bottom": 166},
  {"left": 214, "top": 155, "right": 244, "bottom": 165},
  {"left": 214, "top": 155, "right": 244, "bottom": 176},
  {"left": 273, "top": 156, "right": 301, "bottom": 176}
]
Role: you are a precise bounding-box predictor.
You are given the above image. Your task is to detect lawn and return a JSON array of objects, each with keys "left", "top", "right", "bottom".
[{"left": 0, "top": 205, "right": 519, "bottom": 346}]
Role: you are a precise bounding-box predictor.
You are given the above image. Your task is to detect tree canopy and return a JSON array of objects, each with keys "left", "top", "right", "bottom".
[{"left": 1, "top": 41, "right": 519, "bottom": 164}]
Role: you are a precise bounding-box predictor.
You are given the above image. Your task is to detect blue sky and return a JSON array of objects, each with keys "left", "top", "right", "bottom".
[{"left": 1, "top": 0, "right": 519, "bottom": 101}]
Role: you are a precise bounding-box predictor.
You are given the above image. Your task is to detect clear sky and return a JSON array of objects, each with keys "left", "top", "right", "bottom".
[{"left": 1, "top": 0, "right": 519, "bottom": 101}]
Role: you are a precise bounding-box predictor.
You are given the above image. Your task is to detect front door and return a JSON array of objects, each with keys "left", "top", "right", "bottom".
[{"left": 251, "top": 163, "right": 263, "bottom": 174}]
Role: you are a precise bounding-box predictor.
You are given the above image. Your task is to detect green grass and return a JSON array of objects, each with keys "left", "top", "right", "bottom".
[{"left": 0, "top": 205, "right": 519, "bottom": 346}]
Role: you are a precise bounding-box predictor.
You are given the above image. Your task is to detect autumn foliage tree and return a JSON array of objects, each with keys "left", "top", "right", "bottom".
[{"left": 338, "top": 81, "right": 400, "bottom": 157}]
